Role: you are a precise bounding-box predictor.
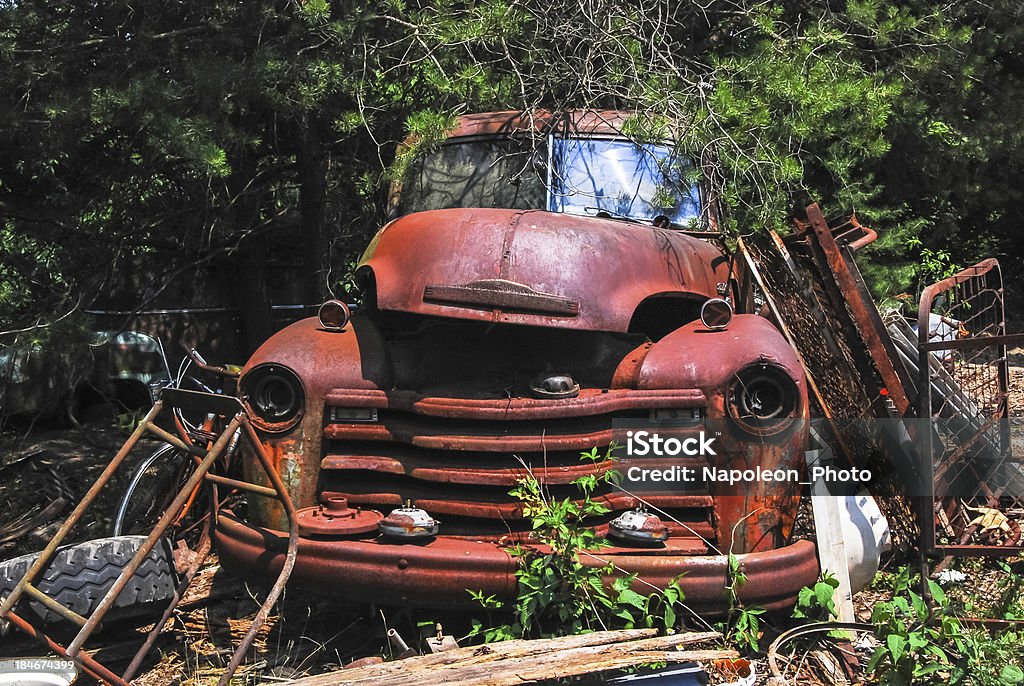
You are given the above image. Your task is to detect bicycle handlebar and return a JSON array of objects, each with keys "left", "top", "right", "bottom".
[{"left": 181, "top": 344, "right": 241, "bottom": 378}]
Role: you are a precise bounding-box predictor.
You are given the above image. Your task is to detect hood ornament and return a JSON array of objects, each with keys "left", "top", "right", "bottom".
[{"left": 530, "top": 373, "right": 580, "bottom": 399}]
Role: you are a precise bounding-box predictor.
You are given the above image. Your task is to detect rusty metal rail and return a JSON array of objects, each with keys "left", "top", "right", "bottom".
[
  {"left": 0, "top": 389, "right": 298, "bottom": 686},
  {"left": 917, "top": 259, "right": 1024, "bottom": 555}
]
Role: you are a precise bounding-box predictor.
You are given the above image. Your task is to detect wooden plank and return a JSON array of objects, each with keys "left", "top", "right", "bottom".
[
  {"left": 288, "top": 631, "right": 730, "bottom": 686},
  {"left": 807, "top": 425, "right": 856, "bottom": 624},
  {"left": 374, "top": 650, "right": 737, "bottom": 686}
]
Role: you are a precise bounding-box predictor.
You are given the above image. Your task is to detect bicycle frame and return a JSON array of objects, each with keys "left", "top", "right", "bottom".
[{"left": 0, "top": 388, "right": 298, "bottom": 686}]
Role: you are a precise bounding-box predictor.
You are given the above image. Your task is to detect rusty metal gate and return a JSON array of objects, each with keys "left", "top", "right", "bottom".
[{"left": 917, "top": 259, "right": 1024, "bottom": 555}]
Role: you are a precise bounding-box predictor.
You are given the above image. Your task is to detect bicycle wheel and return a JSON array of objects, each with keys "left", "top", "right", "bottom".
[{"left": 112, "top": 444, "right": 194, "bottom": 537}]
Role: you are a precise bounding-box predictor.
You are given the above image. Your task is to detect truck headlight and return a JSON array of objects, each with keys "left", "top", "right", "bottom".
[
  {"left": 242, "top": 364, "right": 305, "bottom": 431},
  {"left": 728, "top": 363, "right": 799, "bottom": 436}
]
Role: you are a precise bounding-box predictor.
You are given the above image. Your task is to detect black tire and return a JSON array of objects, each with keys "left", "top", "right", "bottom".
[{"left": 0, "top": 535, "right": 178, "bottom": 628}]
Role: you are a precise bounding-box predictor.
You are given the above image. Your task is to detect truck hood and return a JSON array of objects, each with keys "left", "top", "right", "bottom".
[{"left": 357, "top": 208, "right": 728, "bottom": 332}]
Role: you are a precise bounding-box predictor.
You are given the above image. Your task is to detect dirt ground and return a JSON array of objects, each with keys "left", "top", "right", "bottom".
[{"left": 2, "top": 364, "right": 1024, "bottom": 685}]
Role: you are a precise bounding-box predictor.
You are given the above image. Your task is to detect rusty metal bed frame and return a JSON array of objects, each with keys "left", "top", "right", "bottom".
[
  {"left": 0, "top": 388, "right": 298, "bottom": 686},
  {"left": 917, "top": 259, "right": 1024, "bottom": 556}
]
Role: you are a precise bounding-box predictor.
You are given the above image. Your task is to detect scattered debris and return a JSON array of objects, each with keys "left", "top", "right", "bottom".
[
  {"left": 424, "top": 623, "right": 459, "bottom": 654},
  {"left": 767, "top": 621, "right": 873, "bottom": 685},
  {"left": 936, "top": 568, "right": 967, "bottom": 586},
  {"left": 283, "top": 629, "right": 734, "bottom": 686}
]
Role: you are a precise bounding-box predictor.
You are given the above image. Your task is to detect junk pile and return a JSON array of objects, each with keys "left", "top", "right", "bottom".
[
  {"left": 740, "top": 203, "right": 1024, "bottom": 557},
  {"left": 3, "top": 201, "right": 1023, "bottom": 686}
]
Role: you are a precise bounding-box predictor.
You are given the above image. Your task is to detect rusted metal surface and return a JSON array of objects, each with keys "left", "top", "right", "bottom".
[
  {"left": 636, "top": 316, "right": 807, "bottom": 551},
  {"left": 798, "top": 204, "right": 914, "bottom": 417},
  {"left": 229, "top": 310, "right": 809, "bottom": 601},
  {"left": 445, "top": 110, "right": 641, "bottom": 139},
  {"left": 741, "top": 211, "right": 921, "bottom": 548},
  {"left": 232, "top": 305, "right": 811, "bottom": 599},
  {"left": 323, "top": 387, "right": 707, "bottom": 418},
  {"left": 917, "top": 258, "right": 1024, "bottom": 555},
  {"left": 740, "top": 232, "right": 877, "bottom": 426},
  {"left": 235, "top": 290, "right": 809, "bottom": 602},
  {"left": 296, "top": 495, "right": 383, "bottom": 537},
  {"left": 230, "top": 110, "right": 817, "bottom": 612},
  {"left": 216, "top": 512, "right": 818, "bottom": 614},
  {"left": 424, "top": 279, "right": 581, "bottom": 316},
  {"left": 0, "top": 391, "right": 300, "bottom": 686},
  {"left": 357, "top": 208, "right": 729, "bottom": 332}
]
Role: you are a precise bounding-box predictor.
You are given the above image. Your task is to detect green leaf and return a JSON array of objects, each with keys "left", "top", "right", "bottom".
[
  {"left": 664, "top": 605, "right": 676, "bottom": 630},
  {"left": 887, "top": 634, "right": 907, "bottom": 664},
  {"left": 815, "top": 582, "right": 836, "bottom": 609},
  {"left": 909, "top": 591, "right": 927, "bottom": 620},
  {"left": 1000, "top": 665, "right": 1024, "bottom": 685},
  {"left": 867, "top": 646, "right": 887, "bottom": 671},
  {"left": 617, "top": 589, "right": 647, "bottom": 610}
]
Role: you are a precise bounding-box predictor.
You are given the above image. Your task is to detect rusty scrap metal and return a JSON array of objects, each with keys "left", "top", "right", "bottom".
[
  {"left": 740, "top": 206, "right": 922, "bottom": 549},
  {"left": 216, "top": 510, "right": 819, "bottom": 614},
  {"left": 797, "top": 204, "right": 915, "bottom": 417},
  {"left": 916, "top": 258, "right": 1024, "bottom": 555},
  {"left": 296, "top": 495, "right": 384, "bottom": 538},
  {"left": 0, "top": 390, "right": 300, "bottom": 686}
]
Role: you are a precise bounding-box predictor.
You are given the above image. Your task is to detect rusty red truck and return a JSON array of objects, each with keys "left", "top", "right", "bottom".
[{"left": 214, "top": 111, "right": 820, "bottom": 614}]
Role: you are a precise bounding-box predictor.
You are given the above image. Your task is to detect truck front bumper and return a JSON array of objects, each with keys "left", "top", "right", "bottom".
[{"left": 214, "top": 510, "right": 818, "bottom": 615}]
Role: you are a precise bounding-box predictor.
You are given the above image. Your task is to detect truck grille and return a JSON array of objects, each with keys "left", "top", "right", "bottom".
[{"left": 320, "top": 388, "right": 718, "bottom": 551}]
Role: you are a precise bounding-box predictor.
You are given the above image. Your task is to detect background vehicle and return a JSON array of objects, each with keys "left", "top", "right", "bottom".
[
  {"left": 0, "top": 330, "right": 171, "bottom": 424},
  {"left": 213, "top": 111, "right": 819, "bottom": 614}
]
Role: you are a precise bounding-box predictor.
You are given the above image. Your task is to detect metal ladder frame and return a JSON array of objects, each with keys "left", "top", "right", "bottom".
[{"left": 0, "top": 388, "right": 299, "bottom": 686}]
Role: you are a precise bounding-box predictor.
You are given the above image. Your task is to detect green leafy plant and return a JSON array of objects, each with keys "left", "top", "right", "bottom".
[
  {"left": 720, "top": 552, "right": 765, "bottom": 653},
  {"left": 868, "top": 566, "right": 1024, "bottom": 686},
  {"left": 868, "top": 567, "right": 955, "bottom": 684},
  {"left": 468, "top": 446, "right": 687, "bottom": 640},
  {"left": 792, "top": 572, "right": 840, "bottom": 622}
]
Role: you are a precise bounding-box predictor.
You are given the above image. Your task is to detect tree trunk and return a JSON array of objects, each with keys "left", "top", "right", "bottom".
[
  {"left": 298, "top": 117, "right": 329, "bottom": 306},
  {"left": 231, "top": 150, "right": 273, "bottom": 354}
]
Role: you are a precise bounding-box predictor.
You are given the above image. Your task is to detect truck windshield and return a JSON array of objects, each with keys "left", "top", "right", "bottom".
[
  {"left": 399, "top": 138, "right": 547, "bottom": 214},
  {"left": 399, "top": 136, "right": 702, "bottom": 224}
]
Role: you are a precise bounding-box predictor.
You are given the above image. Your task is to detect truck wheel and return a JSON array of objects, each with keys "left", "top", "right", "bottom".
[{"left": 0, "top": 536, "right": 178, "bottom": 629}]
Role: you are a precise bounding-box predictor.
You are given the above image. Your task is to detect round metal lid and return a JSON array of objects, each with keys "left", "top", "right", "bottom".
[{"left": 296, "top": 495, "right": 383, "bottom": 537}]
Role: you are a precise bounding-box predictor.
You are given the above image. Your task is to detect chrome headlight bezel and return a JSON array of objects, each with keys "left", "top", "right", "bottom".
[
  {"left": 241, "top": 363, "right": 305, "bottom": 432},
  {"left": 727, "top": 363, "right": 800, "bottom": 437}
]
